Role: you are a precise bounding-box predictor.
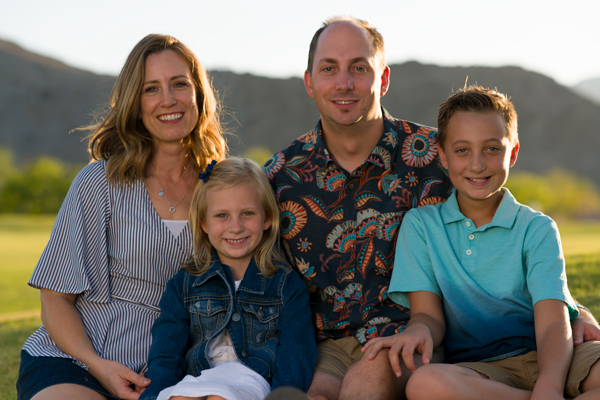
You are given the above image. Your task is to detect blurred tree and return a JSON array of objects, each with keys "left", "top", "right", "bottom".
[
  {"left": 245, "top": 146, "right": 273, "bottom": 166},
  {"left": 0, "top": 156, "right": 81, "bottom": 214},
  {"left": 506, "top": 170, "right": 600, "bottom": 218}
]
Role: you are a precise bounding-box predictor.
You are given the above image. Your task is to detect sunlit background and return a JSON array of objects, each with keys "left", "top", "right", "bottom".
[{"left": 1, "top": 0, "right": 599, "bottom": 86}]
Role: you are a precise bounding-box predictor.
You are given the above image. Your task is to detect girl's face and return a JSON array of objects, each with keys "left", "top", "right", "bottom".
[{"left": 201, "top": 183, "right": 271, "bottom": 273}]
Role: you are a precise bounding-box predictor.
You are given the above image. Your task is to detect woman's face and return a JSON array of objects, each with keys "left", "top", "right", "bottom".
[{"left": 139, "top": 49, "right": 200, "bottom": 147}]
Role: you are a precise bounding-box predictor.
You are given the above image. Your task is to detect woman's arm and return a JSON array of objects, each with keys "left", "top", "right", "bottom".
[{"left": 40, "top": 288, "right": 149, "bottom": 400}]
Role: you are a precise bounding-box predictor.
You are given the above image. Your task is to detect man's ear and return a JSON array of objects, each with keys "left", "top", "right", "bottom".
[
  {"left": 509, "top": 141, "right": 519, "bottom": 168},
  {"left": 304, "top": 69, "right": 314, "bottom": 99},
  {"left": 380, "top": 66, "right": 390, "bottom": 97}
]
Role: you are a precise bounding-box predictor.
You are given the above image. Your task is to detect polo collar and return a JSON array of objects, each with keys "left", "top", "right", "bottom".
[{"left": 441, "top": 188, "right": 520, "bottom": 229}]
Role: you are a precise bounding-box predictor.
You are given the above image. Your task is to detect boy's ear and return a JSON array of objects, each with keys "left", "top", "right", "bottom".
[
  {"left": 438, "top": 145, "right": 449, "bottom": 170},
  {"left": 509, "top": 141, "right": 520, "bottom": 168}
]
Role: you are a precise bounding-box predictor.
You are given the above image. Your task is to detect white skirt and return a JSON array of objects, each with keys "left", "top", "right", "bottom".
[{"left": 157, "top": 362, "right": 271, "bottom": 400}]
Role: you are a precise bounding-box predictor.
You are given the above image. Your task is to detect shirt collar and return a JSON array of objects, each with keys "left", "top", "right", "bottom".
[
  {"left": 311, "top": 107, "right": 401, "bottom": 171},
  {"left": 441, "top": 187, "right": 520, "bottom": 229}
]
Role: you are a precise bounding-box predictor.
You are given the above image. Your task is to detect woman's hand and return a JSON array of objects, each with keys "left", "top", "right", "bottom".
[{"left": 88, "top": 359, "right": 150, "bottom": 400}]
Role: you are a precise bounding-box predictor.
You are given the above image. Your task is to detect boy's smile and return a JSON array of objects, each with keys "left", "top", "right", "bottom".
[{"left": 439, "top": 110, "right": 519, "bottom": 217}]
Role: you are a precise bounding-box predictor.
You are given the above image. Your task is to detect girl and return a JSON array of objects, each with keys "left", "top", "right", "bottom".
[{"left": 140, "top": 157, "right": 317, "bottom": 400}]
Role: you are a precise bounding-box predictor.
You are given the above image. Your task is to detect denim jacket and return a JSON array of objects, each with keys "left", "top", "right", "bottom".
[{"left": 140, "top": 255, "right": 317, "bottom": 400}]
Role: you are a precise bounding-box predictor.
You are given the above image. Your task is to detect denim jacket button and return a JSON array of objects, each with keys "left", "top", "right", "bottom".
[
  {"left": 258, "top": 308, "right": 264, "bottom": 318},
  {"left": 242, "top": 350, "right": 248, "bottom": 358},
  {"left": 232, "top": 313, "right": 241, "bottom": 322}
]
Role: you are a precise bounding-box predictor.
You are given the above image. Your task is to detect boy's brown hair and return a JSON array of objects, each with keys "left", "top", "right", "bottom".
[{"left": 437, "top": 85, "right": 518, "bottom": 149}]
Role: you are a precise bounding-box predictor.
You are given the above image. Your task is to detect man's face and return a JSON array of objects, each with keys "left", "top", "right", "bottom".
[{"left": 304, "top": 21, "right": 390, "bottom": 133}]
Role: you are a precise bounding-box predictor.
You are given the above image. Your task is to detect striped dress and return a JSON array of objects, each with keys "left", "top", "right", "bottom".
[{"left": 22, "top": 160, "right": 192, "bottom": 373}]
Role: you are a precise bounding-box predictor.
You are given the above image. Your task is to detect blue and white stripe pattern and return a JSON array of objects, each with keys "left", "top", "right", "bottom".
[{"left": 22, "top": 160, "right": 192, "bottom": 373}]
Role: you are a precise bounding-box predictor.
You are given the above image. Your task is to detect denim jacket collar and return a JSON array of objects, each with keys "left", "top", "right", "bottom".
[{"left": 191, "top": 251, "right": 268, "bottom": 295}]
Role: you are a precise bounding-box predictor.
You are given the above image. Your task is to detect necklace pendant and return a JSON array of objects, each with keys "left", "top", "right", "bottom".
[
  {"left": 159, "top": 191, "right": 164, "bottom": 196},
  {"left": 169, "top": 207, "right": 176, "bottom": 213}
]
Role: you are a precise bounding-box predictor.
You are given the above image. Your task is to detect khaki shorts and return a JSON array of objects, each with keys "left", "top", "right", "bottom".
[
  {"left": 457, "top": 341, "right": 600, "bottom": 398},
  {"left": 315, "top": 336, "right": 445, "bottom": 381}
]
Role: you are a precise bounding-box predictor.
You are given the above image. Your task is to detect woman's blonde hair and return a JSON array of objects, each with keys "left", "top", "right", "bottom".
[
  {"left": 84, "top": 34, "right": 227, "bottom": 185},
  {"left": 187, "top": 157, "right": 284, "bottom": 277}
]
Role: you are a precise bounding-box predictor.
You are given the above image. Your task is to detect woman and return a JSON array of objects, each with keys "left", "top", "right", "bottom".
[{"left": 16, "top": 34, "right": 227, "bottom": 400}]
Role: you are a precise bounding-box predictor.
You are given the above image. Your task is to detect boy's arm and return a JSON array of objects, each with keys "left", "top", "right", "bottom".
[
  {"left": 362, "top": 290, "right": 445, "bottom": 377},
  {"left": 531, "top": 299, "right": 572, "bottom": 400}
]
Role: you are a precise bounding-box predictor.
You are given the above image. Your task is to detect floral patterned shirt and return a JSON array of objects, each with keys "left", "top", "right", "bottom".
[{"left": 264, "top": 109, "right": 454, "bottom": 343}]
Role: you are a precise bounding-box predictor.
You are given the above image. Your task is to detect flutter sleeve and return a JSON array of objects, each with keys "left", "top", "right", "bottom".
[{"left": 28, "top": 161, "right": 112, "bottom": 303}]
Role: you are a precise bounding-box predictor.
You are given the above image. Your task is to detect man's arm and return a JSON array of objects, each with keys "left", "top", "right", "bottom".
[{"left": 572, "top": 304, "right": 600, "bottom": 346}]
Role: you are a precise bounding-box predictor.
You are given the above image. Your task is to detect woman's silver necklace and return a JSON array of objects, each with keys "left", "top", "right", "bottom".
[{"left": 151, "top": 164, "right": 192, "bottom": 213}]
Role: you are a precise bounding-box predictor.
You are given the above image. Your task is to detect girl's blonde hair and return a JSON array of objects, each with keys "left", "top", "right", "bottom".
[
  {"left": 187, "top": 157, "right": 284, "bottom": 277},
  {"left": 83, "top": 34, "right": 227, "bottom": 185}
]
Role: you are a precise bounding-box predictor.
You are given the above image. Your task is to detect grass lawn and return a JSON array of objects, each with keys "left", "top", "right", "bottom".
[{"left": 1, "top": 214, "right": 599, "bottom": 399}]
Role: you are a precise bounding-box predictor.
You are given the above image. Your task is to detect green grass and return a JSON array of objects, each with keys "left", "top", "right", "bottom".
[
  {"left": 0, "top": 214, "right": 55, "bottom": 315},
  {"left": 0, "top": 214, "right": 599, "bottom": 399}
]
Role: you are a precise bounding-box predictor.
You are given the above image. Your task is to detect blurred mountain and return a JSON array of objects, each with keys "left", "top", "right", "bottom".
[
  {"left": 1, "top": 39, "right": 600, "bottom": 189},
  {"left": 572, "top": 77, "right": 600, "bottom": 105}
]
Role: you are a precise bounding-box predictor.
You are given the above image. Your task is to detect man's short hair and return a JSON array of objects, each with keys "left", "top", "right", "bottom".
[
  {"left": 437, "top": 85, "right": 518, "bottom": 148},
  {"left": 307, "top": 16, "right": 386, "bottom": 74}
]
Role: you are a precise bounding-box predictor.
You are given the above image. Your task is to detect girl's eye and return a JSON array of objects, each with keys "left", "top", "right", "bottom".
[
  {"left": 216, "top": 213, "right": 226, "bottom": 218},
  {"left": 144, "top": 86, "right": 157, "bottom": 93},
  {"left": 174, "top": 81, "right": 188, "bottom": 88},
  {"left": 244, "top": 211, "right": 254, "bottom": 216}
]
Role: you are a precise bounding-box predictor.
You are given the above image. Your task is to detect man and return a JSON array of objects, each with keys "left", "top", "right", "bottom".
[{"left": 264, "top": 16, "right": 600, "bottom": 400}]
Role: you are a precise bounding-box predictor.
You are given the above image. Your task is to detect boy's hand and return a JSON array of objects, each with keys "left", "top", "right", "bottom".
[{"left": 361, "top": 323, "right": 434, "bottom": 377}]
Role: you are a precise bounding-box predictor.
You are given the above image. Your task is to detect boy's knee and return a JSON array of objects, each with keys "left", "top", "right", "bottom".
[{"left": 406, "top": 365, "right": 448, "bottom": 400}]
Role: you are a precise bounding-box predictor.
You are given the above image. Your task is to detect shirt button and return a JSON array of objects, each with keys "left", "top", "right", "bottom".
[
  {"left": 466, "top": 249, "right": 472, "bottom": 255},
  {"left": 466, "top": 221, "right": 471, "bottom": 227},
  {"left": 232, "top": 313, "right": 241, "bottom": 322},
  {"left": 468, "top": 234, "right": 475, "bottom": 240},
  {"left": 349, "top": 183, "right": 355, "bottom": 189}
]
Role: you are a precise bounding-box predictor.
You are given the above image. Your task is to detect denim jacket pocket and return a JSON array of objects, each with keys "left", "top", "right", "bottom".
[
  {"left": 240, "top": 302, "right": 280, "bottom": 347},
  {"left": 188, "top": 297, "right": 229, "bottom": 341}
]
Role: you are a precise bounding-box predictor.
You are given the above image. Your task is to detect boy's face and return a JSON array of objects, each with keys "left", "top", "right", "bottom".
[{"left": 439, "top": 110, "right": 519, "bottom": 211}]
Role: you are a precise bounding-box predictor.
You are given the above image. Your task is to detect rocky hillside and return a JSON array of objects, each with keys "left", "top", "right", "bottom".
[{"left": 1, "top": 39, "right": 599, "bottom": 188}]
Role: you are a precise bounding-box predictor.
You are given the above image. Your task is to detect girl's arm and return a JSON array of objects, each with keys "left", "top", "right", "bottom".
[
  {"left": 41, "top": 288, "right": 149, "bottom": 400},
  {"left": 531, "top": 299, "right": 572, "bottom": 400},
  {"left": 271, "top": 272, "right": 317, "bottom": 392},
  {"left": 362, "top": 290, "right": 445, "bottom": 377},
  {"left": 140, "top": 273, "right": 191, "bottom": 400}
]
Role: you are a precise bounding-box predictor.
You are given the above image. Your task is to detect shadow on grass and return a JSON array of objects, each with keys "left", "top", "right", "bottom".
[{"left": 0, "top": 316, "right": 41, "bottom": 400}]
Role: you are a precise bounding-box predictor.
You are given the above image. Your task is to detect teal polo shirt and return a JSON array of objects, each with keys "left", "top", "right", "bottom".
[{"left": 389, "top": 188, "right": 578, "bottom": 363}]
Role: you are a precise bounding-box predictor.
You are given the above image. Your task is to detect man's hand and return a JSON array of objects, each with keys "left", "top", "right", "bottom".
[
  {"left": 89, "top": 359, "right": 150, "bottom": 400},
  {"left": 572, "top": 308, "right": 600, "bottom": 346}
]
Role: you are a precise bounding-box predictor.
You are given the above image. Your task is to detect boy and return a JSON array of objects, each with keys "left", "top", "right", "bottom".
[{"left": 362, "top": 85, "right": 600, "bottom": 399}]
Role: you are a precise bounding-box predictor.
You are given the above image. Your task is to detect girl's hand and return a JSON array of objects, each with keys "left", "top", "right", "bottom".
[{"left": 88, "top": 359, "right": 150, "bottom": 400}]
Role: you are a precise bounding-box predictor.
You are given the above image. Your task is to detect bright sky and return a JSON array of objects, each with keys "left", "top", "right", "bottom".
[{"left": 1, "top": 0, "right": 599, "bottom": 86}]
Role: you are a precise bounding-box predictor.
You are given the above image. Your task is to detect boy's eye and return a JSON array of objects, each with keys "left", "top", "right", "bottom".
[
  {"left": 215, "top": 213, "right": 227, "bottom": 218},
  {"left": 455, "top": 148, "right": 467, "bottom": 154},
  {"left": 243, "top": 211, "right": 255, "bottom": 216}
]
